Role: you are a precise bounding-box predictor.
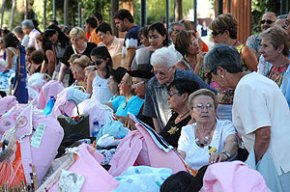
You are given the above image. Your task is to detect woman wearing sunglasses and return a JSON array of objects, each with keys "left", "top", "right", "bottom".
[
  {"left": 177, "top": 88, "right": 238, "bottom": 171},
  {"left": 208, "top": 13, "right": 258, "bottom": 121},
  {"left": 88, "top": 46, "right": 113, "bottom": 104}
]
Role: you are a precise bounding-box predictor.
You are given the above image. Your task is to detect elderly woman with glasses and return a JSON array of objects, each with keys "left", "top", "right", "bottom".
[
  {"left": 107, "top": 72, "right": 144, "bottom": 125},
  {"left": 177, "top": 88, "right": 238, "bottom": 170},
  {"left": 204, "top": 44, "right": 290, "bottom": 191}
]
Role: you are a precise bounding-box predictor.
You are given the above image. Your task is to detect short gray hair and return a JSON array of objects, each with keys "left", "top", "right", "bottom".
[
  {"left": 203, "top": 44, "right": 243, "bottom": 74},
  {"left": 21, "top": 19, "right": 34, "bottom": 29},
  {"left": 13, "top": 26, "right": 24, "bottom": 34},
  {"left": 150, "top": 47, "right": 178, "bottom": 68}
]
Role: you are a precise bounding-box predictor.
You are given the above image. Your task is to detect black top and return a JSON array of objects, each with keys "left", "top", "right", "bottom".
[
  {"left": 60, "top": 42, "right": 96, "bottom": 85},
  {"left": 159, "top": 112, "right": 191, "bottom": 148}
]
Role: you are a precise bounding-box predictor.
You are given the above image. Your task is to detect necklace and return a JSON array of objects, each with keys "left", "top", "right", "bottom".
[{"left": 195, "top": 123, "right": 215, "bottom": 147}]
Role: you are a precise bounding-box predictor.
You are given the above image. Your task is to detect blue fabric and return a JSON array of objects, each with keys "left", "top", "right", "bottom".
[
  {"left": 111, "top": 95, "right": 144, "bottom": 117},
  {"left": 114, "top": 166, "right": 172, "bottom": 192},
  {"left": 13, "top": 46, "right": 28, "bottom": 104},
  {"left": 246, "top": 149, "right": 290, "bottom": 192}
]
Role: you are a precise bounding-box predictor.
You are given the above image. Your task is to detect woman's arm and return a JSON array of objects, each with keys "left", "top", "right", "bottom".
[
  {"left": 254, "top": 126, "right": 271, "bottom": 163},
  {"left": 209, "top": 134, "right": 238, "bottom": 163},
  {"left": 45, "top": 50, "right": 55, "bottom": 76},
  {"left": 58, "top": 63, "right": 68, "bottom": 82},
  {"left": 86, "top": 71, "right": 96, "bottom": 95},
  {"left": 241, "top": 45, "right": 258, "bottom": 71},
  {"left": 5, "top": 48, "right": 13, "bottom": 70}
]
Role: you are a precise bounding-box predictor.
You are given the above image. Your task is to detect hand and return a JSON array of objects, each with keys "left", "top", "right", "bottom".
[{"left": 209, "top": 152, "right": 228, "bottom": 164}]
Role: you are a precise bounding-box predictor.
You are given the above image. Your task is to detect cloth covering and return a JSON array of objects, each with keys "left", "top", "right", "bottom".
[
  {"left": 201, "top": 161, "right": 270, "bottom": 192},
  {"left": 114, "top": 166, "right": 172, "bottom": 192}
]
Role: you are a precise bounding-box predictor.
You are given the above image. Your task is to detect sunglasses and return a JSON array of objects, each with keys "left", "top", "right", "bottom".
[
  {"left": 283, "top": 19, "right": 290, "bottom": 30},
  {"left": 90, "top": 59, "right": 104, "bottom": 66},
  {"left": 260, "top": 20, "right": 274, "bottom": 25}
]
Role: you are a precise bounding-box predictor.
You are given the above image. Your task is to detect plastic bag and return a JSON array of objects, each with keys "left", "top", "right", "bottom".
[{"left": 0, "top": 139, "right": 26, "bottom": 189}]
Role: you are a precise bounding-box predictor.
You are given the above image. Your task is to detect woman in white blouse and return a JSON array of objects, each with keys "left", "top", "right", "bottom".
[{"left": 178, "top": 89, "right": 238, "bottom": 170}]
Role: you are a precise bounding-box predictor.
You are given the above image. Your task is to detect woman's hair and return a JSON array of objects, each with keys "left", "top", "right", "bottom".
[
  {"left": 168, "top": 78, "right": 200, "bottom": 96},
  {"left": 3, "top": 32, "right": 20, "bottom": 48},
  {"left": 138, "top": 26, "right": 149, "bottom": 39},
  {"left": 260, "top": 26, "right": 289, "bottom": 57},
  {"left": 90, "top": 46, "right": 112, "bottom": 79},
  {"left": 188, "top": 88, "right": 218, "bottom": 110},
  {"left": 148, "top": 22, "right": 170, "bottom": 46},
  {"left": 68, "top": 54, "right": 82, "bottom": 65},
  {"left": 209, "top": 13, "right": 238, "bottom": 39},
  {"left": 175, "top": 30, "right": 193, "bottom": 56},
  {"left": 203, "top": 44, "right": 243, "bottom": 75},
  {"left": 150, "top": 47, "right": 178, "bottom": 68},
  {"left": 69, "top": 27, "right": 86, "bottom": 39},
  {"left": 71, "top": 55, "right": 91, "bottom": 69},
  {"left": 45, "top": 24, "right": 70, "bottom": 48}
]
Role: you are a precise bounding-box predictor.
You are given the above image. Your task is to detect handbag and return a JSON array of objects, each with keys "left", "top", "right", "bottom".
[{"left": 57, "top": 114, "right": 90, "bottom": 138}]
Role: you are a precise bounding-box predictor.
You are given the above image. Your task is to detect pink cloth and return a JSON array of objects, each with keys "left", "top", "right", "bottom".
[
  {"left": 38, "top": 80, "right": 64, "bottom": 109},
  {"left": 51, "top": 87, "right": 76, "bottom": 118},
  {"left": 201, "top": 161, "right": 270, "bottom": 192},
  {"left": 48, "top": 144, "right": 119, "bottom": 191},
  {"left": 109, "top": 122, "right": 187, "bottom": 177},
  {"left": 0, "top": 96, "right": 18, "bottom": 116}
]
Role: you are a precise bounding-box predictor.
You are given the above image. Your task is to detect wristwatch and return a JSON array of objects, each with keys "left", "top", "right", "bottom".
[{"left": 222, "top": 151, "right": 231, "bottom": 160}]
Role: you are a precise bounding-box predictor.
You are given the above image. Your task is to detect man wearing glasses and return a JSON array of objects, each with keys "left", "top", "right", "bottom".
[
  {"left": 143, "top": 47, "right": 213, "bottom": 133},
  {"left": 246, "top": 12, "right": 276, "bottom": 58}
]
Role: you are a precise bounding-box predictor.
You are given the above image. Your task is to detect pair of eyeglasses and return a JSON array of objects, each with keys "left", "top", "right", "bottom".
[
  {"left": 153, "top": 67, "right": 172, "bottom": 76},
  {"left": 260, "top": 19, "right": 274, "bottom": 25},
  {"left": 90, "top": 59, "right": 104, "bottom": 66},
  {"left": 192, "top": 103, "right": 214, "bottom": 111},
  {"left": 205, "top": 67, "right": 216, "bottom": 80},
  {"left": 132, "top": 81, "right": 145, "bottom": 88}
]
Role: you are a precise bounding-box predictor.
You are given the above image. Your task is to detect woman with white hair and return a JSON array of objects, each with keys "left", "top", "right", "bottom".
[{"left": 58, "top": 27, "right": 96, "bottom": 86}]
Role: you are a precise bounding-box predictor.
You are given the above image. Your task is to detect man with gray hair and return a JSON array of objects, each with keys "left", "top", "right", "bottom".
[
  {"left": 21, "top": 19, "right": 40, "bottom": 49},
  {"left": 13, "top": 26, "right": 29, "bottom": 47},
  {"left": 143, "top": 47, "right": 213, "bottom": 132},
  {"left": 246, "top": 12, "right": 276, "bottom": 58}
]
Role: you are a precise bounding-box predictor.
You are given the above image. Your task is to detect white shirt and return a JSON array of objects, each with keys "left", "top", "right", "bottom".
[
  {"left": 28, "top": 29, "right": 41, "bottom": 50},
  {"left": 178, "top": 119, "right": 236, "bottom": 170},
  {"left": 91, "top": 74, "right": 112, "bottom": 104},
  {"left": 233, "top": 72, "right": 290, "bottom": 175}
]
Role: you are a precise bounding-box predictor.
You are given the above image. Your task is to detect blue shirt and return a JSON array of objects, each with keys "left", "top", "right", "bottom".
[{"left": 111, "top": 95, "right": 144, "bottom": 117}]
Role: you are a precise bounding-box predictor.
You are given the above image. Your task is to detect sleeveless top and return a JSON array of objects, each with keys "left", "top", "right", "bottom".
[
  {"left": 7, "top": 47, "right": 18, "bottom": 72},
  {"left": 91, "top": 73, "right": 113, "bottom": 104}
]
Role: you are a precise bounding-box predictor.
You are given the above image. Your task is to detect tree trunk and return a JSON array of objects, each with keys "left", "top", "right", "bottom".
[
  {"left": 111, "top": 0, "right": 119, "bottom": 36},
  {"left": 175, "top": 0, "right": 182, "bottom": 21},
  {"left": 43, "top": 0, "right": 47, "bottom": 29},
  {"left": 9, "top": 0, "right": 16, "bottom": 30},
  {"left": 25, "top": 0, "right": 29, "bottom": 19},
  {"left": 63, "top": 0, "right": 69, "bottom": 26},
  {"left": 1, "top": 0, "right": 6, "bottom": 28}
]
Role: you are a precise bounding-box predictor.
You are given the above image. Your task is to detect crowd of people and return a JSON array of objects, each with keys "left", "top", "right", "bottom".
[{"left": 0, "top": 8, "right": 289, "bottom": 191}]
